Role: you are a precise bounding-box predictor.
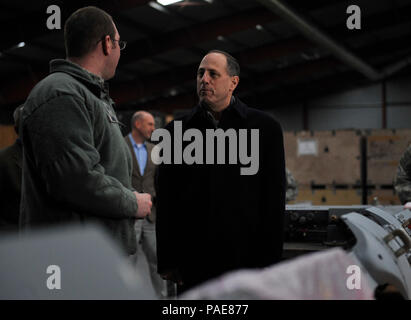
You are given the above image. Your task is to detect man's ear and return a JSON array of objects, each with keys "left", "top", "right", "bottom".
[
  {"left": 230, "top": 76, "right": 239, "bottom": 91},
  {"left": 102, "top": 35, "right": 110, "bottom": 56}
]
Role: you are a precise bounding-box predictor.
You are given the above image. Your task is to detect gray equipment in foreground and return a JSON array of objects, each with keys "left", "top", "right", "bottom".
[
  {"left": 183, "top": 206, "right": 411, "bottom": 300},
  {"left": 342, "top": 206, "right": 411, "bottom": 299},
  {"left": 0, "top": 223, "right": 156, "bottom": 299}
]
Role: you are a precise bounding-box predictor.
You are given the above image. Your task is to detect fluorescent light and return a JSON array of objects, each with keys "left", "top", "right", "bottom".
[
  {"left": 169, "top": 89, "right": 178, "bottom": 96},
  {"left": 255, "top": 24, "right": 264, "bottom": 31},
  {"left": 149, "top": 1, "right": 168, "bottom": 13},
  {"left": 156, "top": 0, "right": 184, "bottom": 5},
  {"left": 17, "top": 42, "right": 25, "bottom": 48}
]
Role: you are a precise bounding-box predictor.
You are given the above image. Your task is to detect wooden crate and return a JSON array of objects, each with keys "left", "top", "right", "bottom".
[
  {"left": 289, "top": 188, "right": 362, "bottom": 205},
  {"left": 0, "top": 125, "right": 17, "bottom": 149},
  {"left": 366, "top": 129, "right": 411, "bottom": 185},
  {"left": 284, "top": 130, "right": 362, "bottom": 186},
  {"left": 367, "top": 188, "right": 401, "bottom": 205}
]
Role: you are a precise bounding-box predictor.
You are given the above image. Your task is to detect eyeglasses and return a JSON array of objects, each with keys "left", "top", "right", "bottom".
[
  {"left": 97, "top": 36, "right": 127, "bottom": 50},
  {"left": 112, "top": 39, "right": 127, "bottom": 50}
]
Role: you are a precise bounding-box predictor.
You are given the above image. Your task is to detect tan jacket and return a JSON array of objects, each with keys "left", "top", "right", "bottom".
[{"left": 124, "top": 135, "right": 157, "bottom": 222}]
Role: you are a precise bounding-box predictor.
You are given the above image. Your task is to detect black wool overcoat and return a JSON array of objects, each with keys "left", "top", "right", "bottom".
[{"left": 156, "top": 97, "right": 286, "bottom": 290}]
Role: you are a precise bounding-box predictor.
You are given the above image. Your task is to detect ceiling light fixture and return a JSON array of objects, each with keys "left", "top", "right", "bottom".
[
  {"left": 17, "top": 42, "right": 25, "bottom": 48},
  {"left": 149, "top": 1, "right": 169, "bottom": 13},
  {"left": 255, "top": 24, "right": 264, "bottom": 31},
  {"left": 156, "top": 0, "right": 184, "bottom": 5}
]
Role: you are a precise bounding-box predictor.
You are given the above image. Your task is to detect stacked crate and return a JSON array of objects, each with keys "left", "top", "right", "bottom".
[
  {"left": 365, "top": 129, "right": 411, "bottom": 205},
  {"left": 284, "top": 130, "right": 363, "bottom": 205}
]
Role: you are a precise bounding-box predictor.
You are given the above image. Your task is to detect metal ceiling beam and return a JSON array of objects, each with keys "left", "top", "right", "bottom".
[
  {"left": 256, "top": 0, "right": 382, "bottom": 81},
  {"left": 2, "top": 36, "right": 306, "bottom": 106},
  {"left": 0, "top": 7, "right": 278, "bottom": 107},
  {"left": 3, "top": 29, "right": 411, "bottom": 108},
  {"left": 111, "top": 37, "right": 312, "bottom": 104},
  {"left": 5, "top": 2, "right": 411, "bottom": 69},
  {"left": 246, "top": 42, "right": 411, "bottom": 103},
  {"left": 244, "top": 57, "right": 411, "bottom": 109},
  {"left": 256, "top": 71, "right": 365, "bottom": 108},
  {"left": 112, "top": 23, "right": 411, "bottom": 105},
  {"left": 120, "top": 7, "right": 278, "bottom": 64},
  {"left": 133, "top": 37, "right": 411, "bottom": 113},
  {"left": 3, "top": 2, "right": 411, "bottom": 109},
  {"left": 382, "top": 55, "right": 411, "bottom": 79}
]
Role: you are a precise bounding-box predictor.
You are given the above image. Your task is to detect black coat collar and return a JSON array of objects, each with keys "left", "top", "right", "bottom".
[{"left": 186, "top": 96, "right": 247, "bottom": 126}]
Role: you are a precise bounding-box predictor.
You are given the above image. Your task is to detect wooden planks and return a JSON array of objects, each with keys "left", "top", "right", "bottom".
[
  {"left": 284, "top": 128, "right": 411, "bottom": 205},
  {"left": 288, "top": 188, "right": 362, "bottom": 205},
  {"left": 284, "top": 130, "right": 362, "bottom": 187},
  {"left": 367, "top": 188, "right": 401, "bottom": 205},
  {"left": 366, "top": 129, "right": 411, "bottom": 185}
]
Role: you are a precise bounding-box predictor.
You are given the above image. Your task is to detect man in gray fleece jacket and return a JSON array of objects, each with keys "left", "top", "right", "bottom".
[{"left": 19, "top": 6, "right": 152, "bottom": 255}]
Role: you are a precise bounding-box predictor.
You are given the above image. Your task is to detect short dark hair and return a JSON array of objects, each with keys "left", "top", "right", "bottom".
[
  {"left": 64, "top": 6, "right": 115, "bottom": 58},
  {"left": 207, "top": 50, "right": 240, "bottom": 77}
]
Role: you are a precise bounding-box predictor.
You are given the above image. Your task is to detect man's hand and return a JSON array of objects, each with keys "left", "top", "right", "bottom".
[{"left": 134, "top": 191, "right": 152, "bottom": 218}]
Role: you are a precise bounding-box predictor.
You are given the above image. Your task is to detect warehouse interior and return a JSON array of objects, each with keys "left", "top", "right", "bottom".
[
  {"left": 1, "top": 0, "right": 411, "bottom": 206},
  {"left": 0, "top": 0, "right": 410, "bottom": 300}
]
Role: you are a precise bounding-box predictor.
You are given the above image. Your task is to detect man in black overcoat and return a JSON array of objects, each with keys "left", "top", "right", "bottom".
[{"left": 156, "top": 50, "right": 286, "bottom": 293}]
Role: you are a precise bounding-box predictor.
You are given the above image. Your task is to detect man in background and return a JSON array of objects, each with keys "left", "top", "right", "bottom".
[
  {"left": 394, "top": 145, "right": 411, "bottom": 204},
  {"left": 286, "top": 168, "right": 298, "bottom": 203},
  {"left": 125, "top": 111, "right": 167, "bottom": 298}
]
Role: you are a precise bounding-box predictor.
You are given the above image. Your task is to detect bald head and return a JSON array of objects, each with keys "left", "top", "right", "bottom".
[{"left": 131, "top": 111, "right": 155, "bottom": 142}]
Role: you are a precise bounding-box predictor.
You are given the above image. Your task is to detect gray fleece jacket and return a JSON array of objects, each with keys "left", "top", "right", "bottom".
[{"left": 20, "top": 59, "right": 138, "bottom": 255}]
